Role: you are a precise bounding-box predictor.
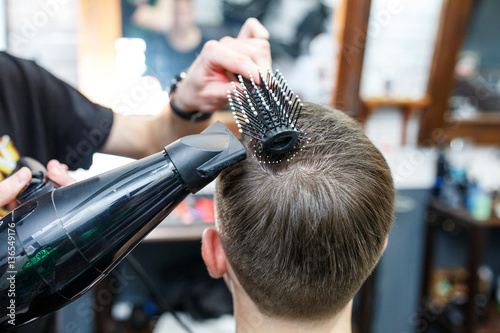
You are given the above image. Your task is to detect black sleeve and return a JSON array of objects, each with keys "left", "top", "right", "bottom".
[{"left": 0, "top": 52, "right": 114, "bottom": 170}]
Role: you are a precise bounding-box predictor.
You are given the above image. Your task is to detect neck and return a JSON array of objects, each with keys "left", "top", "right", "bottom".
[
  {"left": 167, "top": 25, "right": 201, "bottom": 53},
  {"left": 225, "top": 273, "right": 353, "bottom": 333}
]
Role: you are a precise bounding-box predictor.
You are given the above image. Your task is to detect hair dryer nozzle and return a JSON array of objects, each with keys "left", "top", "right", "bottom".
[{"left": 165, "top": 120, "right": 246, "bottom": 193}]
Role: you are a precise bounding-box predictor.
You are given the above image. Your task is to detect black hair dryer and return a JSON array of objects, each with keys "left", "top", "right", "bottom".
[{"left": 0, "top": 121, "right": 245, "bottom": 330}]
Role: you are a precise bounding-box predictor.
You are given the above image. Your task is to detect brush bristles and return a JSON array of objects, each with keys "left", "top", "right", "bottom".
[{"left": 227, "top": 69, "right": 308, "bottom": 164}]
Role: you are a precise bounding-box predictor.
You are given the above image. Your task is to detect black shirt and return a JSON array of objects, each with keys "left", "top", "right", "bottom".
[{"left": 0, "top": 52, "right": 114, "bottom": 171}]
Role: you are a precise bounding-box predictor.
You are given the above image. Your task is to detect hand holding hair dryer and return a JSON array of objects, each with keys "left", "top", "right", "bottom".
[{"left": 0, "top": 121, "right": 246, "bottom": 330}]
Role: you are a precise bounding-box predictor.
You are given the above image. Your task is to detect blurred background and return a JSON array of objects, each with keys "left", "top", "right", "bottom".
[{"left": 1, "top": 0, "right": 500, "bottom": 332}]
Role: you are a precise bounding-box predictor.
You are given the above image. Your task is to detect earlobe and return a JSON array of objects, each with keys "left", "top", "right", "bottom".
[{"left": 201, "top": 228, "right": 227, "bottom": 278}]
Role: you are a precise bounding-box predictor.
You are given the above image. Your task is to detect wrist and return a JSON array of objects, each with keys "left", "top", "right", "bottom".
[
  {"left": 169, "top": 97, "right": 212, "bottom": 123},
  {"left": 169, "top": 72, "right": 212, "bottom": 123}
]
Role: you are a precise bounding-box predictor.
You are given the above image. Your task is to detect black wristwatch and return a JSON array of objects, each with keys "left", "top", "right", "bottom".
[{"left": 169, "top": 72, "right": 213, "bottom": 123}]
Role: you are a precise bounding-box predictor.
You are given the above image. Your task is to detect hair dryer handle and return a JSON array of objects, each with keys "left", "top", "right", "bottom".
[{"left": 12, "top": 157, "right": 55, "bottom": 204}]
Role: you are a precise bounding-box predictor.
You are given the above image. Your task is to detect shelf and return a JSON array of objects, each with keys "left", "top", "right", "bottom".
[
  {"left": 429, "top": 199, "right": 500, "bottom": 228},
  {"left": 360, "top": 95, "right": 432, "bottom": 145},
  {"left": 477, "top": 304, "right": 500, "bottom": 333},
  {"left": 444, "top": 111, "right": 500, "bottom": 125},
  {"left": 440, "top": 112, "right": 500, "bottom": 145},
  {"left": 362, "top": 96, "right": 432, "bottom": 109},
  {"left": 419, "top": 198, "right": 500, "bottom": 333}
]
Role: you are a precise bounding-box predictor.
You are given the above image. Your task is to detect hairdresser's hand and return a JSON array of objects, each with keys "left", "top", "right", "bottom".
[
  {"left": 46, "top": 160, "right": 76, "bottom": 187},
  {"left": 0, "top": 167, "right": 32, "bottom": 213},
  {"left": 0, "top": 160, "right": 75, "bottom": 215},
  {"left": 0, "top": 167, "right": 31, "bottom": 208},
  {"left": 173, "top": 17, "right": 271, "bottom": 113},
  {"left": 101, "top": 18, "right": 271, "bottom": 159},
  {"left": 237, "top": 17, "right": 270, "bottom": 39}
]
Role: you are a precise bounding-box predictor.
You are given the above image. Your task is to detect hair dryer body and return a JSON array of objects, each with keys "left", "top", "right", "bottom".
[{"left": 0, "top": 121, "right": 245, "bottom": 330}]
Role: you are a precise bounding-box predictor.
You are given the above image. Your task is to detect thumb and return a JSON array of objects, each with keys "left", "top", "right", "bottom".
[{"left": 0, "top": 167, "right": 32, "bottom": 207}]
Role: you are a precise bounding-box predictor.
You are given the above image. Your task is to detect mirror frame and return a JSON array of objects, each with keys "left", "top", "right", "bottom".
[
  {"left": 417, "top": 0, "right": 500, "bottom": 146},
  {"left": 331, "top": 0, "right": 371, "bottom": 119}
]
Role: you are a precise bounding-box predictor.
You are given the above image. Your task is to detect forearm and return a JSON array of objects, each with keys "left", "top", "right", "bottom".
[
  {"left": 100, "top": 104, "right": 211, "bottom": 159},
  {"left": 150, "top": 104, "right": 213, "bottom": 153}
]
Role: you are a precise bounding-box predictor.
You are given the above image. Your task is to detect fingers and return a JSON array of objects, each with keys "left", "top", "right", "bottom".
[
  {"left": 219, "top": 37, "right": 271, "bottom": 74},
  {"left": 173, "top": 18, "right": 271, "bottom": 114},
  {"left": 0, "top": 167, "right": 32, "bottom": 207},
  {"left": 176, "top": 39, "right": 270, "bottom": 112},
  {"left": 237, "top": 17, "right": 270, "bottom": 40},
  {"left": 47, "top": 160, "right": 76, "bottom": 187},
  {"left": 201, "top": 39, "right": 269, "bottom": 84}
]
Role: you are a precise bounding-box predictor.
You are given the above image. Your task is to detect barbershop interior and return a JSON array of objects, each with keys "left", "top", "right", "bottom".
[{"left": 1, "top": 0, "right": 500, "bottom": 332}]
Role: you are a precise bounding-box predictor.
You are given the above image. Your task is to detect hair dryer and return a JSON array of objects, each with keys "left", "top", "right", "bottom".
[{"left": 0, "top": 121, "right": 246, "bottom": 330}]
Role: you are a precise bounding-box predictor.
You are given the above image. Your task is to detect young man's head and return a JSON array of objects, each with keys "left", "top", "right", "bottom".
[{"left": 202, "top": 102, "right": 395, "bottom": 325}]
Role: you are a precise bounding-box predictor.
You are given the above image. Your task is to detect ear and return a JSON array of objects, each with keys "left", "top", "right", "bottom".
[
  {"left": 201, "top": 228, "right": 227, "bottom": 278},
  {"left": 382, "top": 236, "right": 389, "bottom": 253}
]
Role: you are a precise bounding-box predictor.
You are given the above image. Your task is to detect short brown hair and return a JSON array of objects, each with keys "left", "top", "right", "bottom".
[{"left": 215, "top": 102, "right": 395, "bottom": 321}]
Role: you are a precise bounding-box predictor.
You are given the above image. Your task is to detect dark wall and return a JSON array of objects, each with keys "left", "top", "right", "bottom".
[{"left": 373, "top": 189, "right": 431, "bottom": 333}]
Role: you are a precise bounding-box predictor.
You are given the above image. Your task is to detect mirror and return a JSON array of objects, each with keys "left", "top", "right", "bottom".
[
  {"left": 76, "top": 0, "right": 341, "bottom": 136},
  {"left": 360, "top": 0, "right": 442, "bottom": 101},
  {"left": 353, "top": 0, "right": 442, "bottom": 145},
  {"left": 418, "top": 0, "right": 500, "bottom": 146},
  {"left": 116, "top": 0, "right": 338, "bottom": 103},
  {"left": 447, "top": 0, "right": 500, "bottom": 120}
]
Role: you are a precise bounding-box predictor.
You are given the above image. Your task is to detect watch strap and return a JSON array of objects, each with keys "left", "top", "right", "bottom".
[{"left": 169, "top": 72, "right": 212, "bottom": 123}]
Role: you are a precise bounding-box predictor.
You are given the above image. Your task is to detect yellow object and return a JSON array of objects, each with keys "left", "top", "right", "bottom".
[
  {"left": 0, "top": 208, "right": 9, "bottom": 218},
  {"left": 0, "top": 135, "right": 20, "bottom": 176}
]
